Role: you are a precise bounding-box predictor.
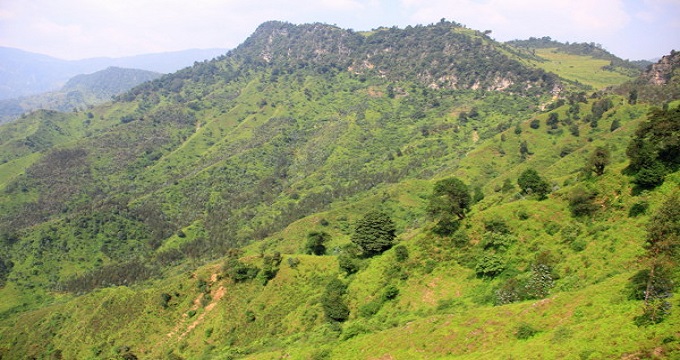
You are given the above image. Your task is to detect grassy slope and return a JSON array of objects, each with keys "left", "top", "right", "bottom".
[
  {"left": 1, "top": 97, "right": 678, "bottom": 359},
  {"left": 532, "top": 48, "right": 635, "bottom": 89}
]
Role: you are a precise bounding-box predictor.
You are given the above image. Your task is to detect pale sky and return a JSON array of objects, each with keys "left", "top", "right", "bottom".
[{"left": 1, "top": 0, "right": 678, "bottom": 61}]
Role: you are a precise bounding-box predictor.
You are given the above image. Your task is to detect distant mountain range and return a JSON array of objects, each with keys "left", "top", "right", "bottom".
[
  {"left": 0, "top": 67, "right": 163, "bottom": 123},
  {"left": 0, "top": 47, "right": 228, "bottom": 100}
]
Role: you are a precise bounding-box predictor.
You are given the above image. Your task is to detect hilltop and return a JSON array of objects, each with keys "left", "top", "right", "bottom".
[{"left": 0, "top": 21, "right": 678, "bottom": 359}]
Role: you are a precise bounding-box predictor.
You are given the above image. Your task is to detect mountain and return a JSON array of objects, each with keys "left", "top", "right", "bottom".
[
  {"left": 0, "top": 21, "right": 678, "bottom": 359},
  {"left": 0, "top": 47, "right": 228, "bottom": 100},
  {"left": 0, "top": 67, "right": 162, "bottom": 123}
]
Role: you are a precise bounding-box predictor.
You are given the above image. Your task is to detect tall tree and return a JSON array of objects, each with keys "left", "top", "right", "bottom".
[
  {"left": 517, "top": 168, "right": 551, "bottom": 200},
  {"left": 587, "top": 146, "right": 611, "bottom": 176},
  {"left": 428, "top": 177, "right": 471, "bottom": 220},
  {"left": 633, "top": 193, "right": 680, "bottom": 325},
  {"left": 626, "top": 107, "right": 680, "bottom": 189},
  {"left": 351, "top": 211, "right": 396, "bottom": 257}
]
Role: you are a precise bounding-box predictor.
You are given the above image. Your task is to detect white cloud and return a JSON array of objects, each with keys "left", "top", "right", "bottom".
[{"left": 0, "top": 0, "right": 676, "bottom": 60}]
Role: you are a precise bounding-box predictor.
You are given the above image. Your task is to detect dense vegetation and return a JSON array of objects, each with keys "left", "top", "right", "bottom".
[{"left": 0, "top": 20, "right": 678, "bottom": 359}]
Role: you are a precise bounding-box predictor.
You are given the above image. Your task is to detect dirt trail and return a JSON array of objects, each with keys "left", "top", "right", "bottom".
[{"left": 161, "top": 268, "right": 227, "bottom": 349}]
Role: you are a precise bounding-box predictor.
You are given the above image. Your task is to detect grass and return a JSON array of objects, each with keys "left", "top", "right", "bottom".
[{"left": 534, "top": 48, "right": 635, "bottom": 89}]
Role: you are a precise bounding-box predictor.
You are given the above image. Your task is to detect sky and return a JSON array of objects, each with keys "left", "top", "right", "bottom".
[{"left": 0, "top": 0, "right": 678, "bottom": 61}]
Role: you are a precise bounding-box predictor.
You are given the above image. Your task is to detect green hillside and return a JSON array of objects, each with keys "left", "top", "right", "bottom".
[{"left": 0, "top": 21, "right": 678, "bottom": 359}]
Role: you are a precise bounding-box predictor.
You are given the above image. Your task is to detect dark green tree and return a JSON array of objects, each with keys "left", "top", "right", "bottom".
[
  {"left": 305, "top": 231, "right": 330, "bottom": 255},
  {"left": 428, "top": 177, "right": 471, "bottom": 220},
  {"left": 517, "top": 168, "right": 551, "bottom": 200},
  {"left": 546, "top": 112, "right": 559, "bottom": 129},
  {"left": 587, "top": 146, "right": 611, "bottom": 176},
  {"left": 519, "top": 140, "right": 531, "bottom": 159},
  {"left": 626, "top": 107, "right": 680, "bottom": 189},
  {"left": 351, "top": 211, "right": 396, "bottom": 257},
  {"left": 320, "top": 278, "right": 350, "bottom": 322},
  {"left": 633, "top": 193, "right": 680, "bottom": 325}
]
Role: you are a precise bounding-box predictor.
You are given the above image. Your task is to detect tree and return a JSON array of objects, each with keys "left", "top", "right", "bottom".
[
  {"left": 633, "top": 193, "right": 680, "bottom": 325},
  {"left": 519, "top": 140, "right": 531, "bottom": 159},
  {"left": 546, "top": 112, "right": 559, "bottom": 129},
  {"left": 428, "top": 178, "right": 471, "bottom": 220},
  {"left": 428, "top": 178, "right": 471, "bottom": 236},
  {"left": 351, "top": 211, "right": 396, "bottom": 257},
  {"left": 305, "top": 231, "right": 330, "bottom": 255},
  {"left": 320, "top": 278, "right": 350, "bottom": 322},
  {"left": 626, "top": 107, "right": 680, "bottom": 189},
  {"left": 517, "top": 168, "right": 551, "bottom": 200},
  {"left": 587, "top": 146, "right": 611, "bottom": 176}
]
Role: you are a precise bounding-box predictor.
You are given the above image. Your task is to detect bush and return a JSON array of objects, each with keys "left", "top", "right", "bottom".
[
  {"left": 305, "top": 231, "right": 330, "bottom": 255},
  {"left": 568, "top": 187, "right": 599, "bottom": 217},
  {"left": 321, "top": 279, "right": 350, "bottom": 322},
  {"left": 481, "top": 232, "right": 516, "bottom": 251},
  {"left": 628, "top": 201, "right": 649, "bottom": 217},
  {"left": 222, "top": 257, "right": 260, "bottom": 283},
  {"left": 381, "top": 285, "right": 400, "bottom": 302},
  {"left": 394, "top": 245, "right": 409, "bottom": 262},
  {"left": 475, "top": 254, "right": 506, "bottom": 278},
  {"left": 515, "top": 323, "right": 539, "bottom": 339},
  {"left": 358, "top": 301, "right": 382, "bottom": 318}
]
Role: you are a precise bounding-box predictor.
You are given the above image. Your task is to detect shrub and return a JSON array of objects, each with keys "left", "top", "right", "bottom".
[
  {"left": 381, "top": 285, "right": 400, "bottom": 302},
  {"left": 568, "top": 187, "right": 599, "bottom": 217},
  {"left": 530, "top": 119, "right": 540, "bottom": 129},
  {"left": 515, "top": 323, "right": 539, "bottom": 339},
  {"left": 484, "top": 218, "right": 511, "bottom": 234},
  {"left": 394, "top": 245, "right": 409, "bottom": 262},
  {"left": 305, "top": 231, "right": 330, "bottom": 255},
  {"left": 629, "top": 201, "right": 649, "bottom": 217},
  {"left": 222, "top": 257, "right": 260, "bottom": 283},
  {"left": 358, "top": 301, "right": 382, "bottom": 318},
  {"left": 475, "top": 254, "right": 506, "bottom": 278},
  {"left": 481, "top": 232, "right": 516, "bottom": 251},
  {"left": 321, "top": 279, "right": 350, "bottom": 322}
]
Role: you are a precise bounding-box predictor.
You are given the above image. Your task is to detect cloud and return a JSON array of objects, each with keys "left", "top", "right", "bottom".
[
  {"left": 0, "top": 0, "right": 676, "bottom": 60},
  {"left": 401, "top": 0, "right": 630, "bottom": 41}
]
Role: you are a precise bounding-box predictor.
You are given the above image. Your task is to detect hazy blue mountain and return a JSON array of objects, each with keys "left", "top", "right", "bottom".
[
  {"left": 0, "top": 67, "right": 162, "bottom": 123},
  {"left": 0, "top": 47, "right": 228, "bottom": 100}
]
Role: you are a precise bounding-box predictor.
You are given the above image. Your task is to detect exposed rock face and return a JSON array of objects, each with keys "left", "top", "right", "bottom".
[{"left": 643, "top": 51, "right": 680, "bottom": 85}]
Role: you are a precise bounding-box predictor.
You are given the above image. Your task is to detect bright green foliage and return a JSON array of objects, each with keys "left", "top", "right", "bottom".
[
  {"left": 351, "top": 211, "right": 396, "bottom": 257},
  {"left": 305, "top": 231, "right": 330, "bottom": 255},
  {"left": 517, "top": 168, "right": 551, "bottom": 200},
  {"left": 475, "top": 254, "right": 506, "bottom": 278}
]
